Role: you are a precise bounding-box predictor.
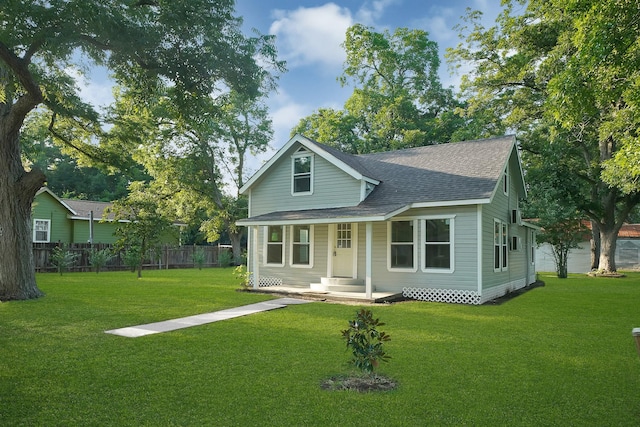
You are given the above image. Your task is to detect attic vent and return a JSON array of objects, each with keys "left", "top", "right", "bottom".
[{"left": 296, "top": 146, "right": 309, "bottom": 153}]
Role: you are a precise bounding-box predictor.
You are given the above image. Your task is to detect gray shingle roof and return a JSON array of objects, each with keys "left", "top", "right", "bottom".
[
  {"left": 63, "top": 199, "right": 115, "bottom": 221},
  {"left": 240, "top": 135, "right": 516, "bottom": 224}
]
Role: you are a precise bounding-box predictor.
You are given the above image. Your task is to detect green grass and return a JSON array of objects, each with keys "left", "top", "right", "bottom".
[{"left": 2, "top": 269, "right": 640, "bottom": 426}]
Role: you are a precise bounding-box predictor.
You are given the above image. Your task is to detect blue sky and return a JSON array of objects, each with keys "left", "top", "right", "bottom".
[
  {"left": 233, "top": 0, "right": 503, "bottom": 169},
  {"left": 78, "top": 0, "right": 504, "bottom": 182}
]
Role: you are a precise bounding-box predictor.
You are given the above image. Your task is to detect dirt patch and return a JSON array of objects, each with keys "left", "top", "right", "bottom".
[{"left": 320, "top": 374, "right": 398, "bottom": 392}]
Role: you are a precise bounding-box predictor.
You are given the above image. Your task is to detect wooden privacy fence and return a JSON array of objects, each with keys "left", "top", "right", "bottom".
[{"left": 32, "top": 243, "right": 234, "bottom": 273}]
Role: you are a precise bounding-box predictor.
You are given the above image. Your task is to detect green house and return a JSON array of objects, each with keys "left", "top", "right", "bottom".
[{"left": 32, "top": 187, "right": 120, "bottom": 244}]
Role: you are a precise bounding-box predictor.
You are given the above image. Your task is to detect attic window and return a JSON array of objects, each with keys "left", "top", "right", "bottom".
[{"left": 292, "top": 153, "right": 313, "bottom": 195}]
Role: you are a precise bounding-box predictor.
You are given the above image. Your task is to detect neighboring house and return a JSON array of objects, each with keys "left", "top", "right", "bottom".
[
  {"left": 32, "top": 187, "right": 119, "bottom": 244},
  {"left": 237, "top": 134, "right": 538, "bottom": 305},
  {"left": 536, "top": 224, "right": 640, "bottom": 273}
]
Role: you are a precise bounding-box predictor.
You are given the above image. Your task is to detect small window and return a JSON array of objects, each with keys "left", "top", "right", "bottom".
[
  {"left": 503, "top": 166, "right": 509, "bottom": 195},
  {"left": 292, "top": 153, "right": 313, "bottom": 195},
  {"left": 494, "top": 219, "right": 508, "bottom": 271},
  {"left": 388, "top": 220, "right": 416, "bottom": 271},
  {"left": 33, "top": 219, "right": 50, "bottom": 243},
  {"left": 265, "top": 225, "right": 284, "bottom": 266},
  {"left": 291, "top": 225, "right": 313, "bottom": 267},
  {"left": 423, "top": 218, "right": 453, "bottom": 272}
]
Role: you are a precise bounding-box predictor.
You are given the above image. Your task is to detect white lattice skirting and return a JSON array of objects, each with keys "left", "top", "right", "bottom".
[
  {"left": 248, "top": 274, "right": 283, "bottom": 287},
  {"left": 403, "top": 279, "right": 530, "bottom": 305},
  {"left": 403, "top": 287, "right": 482, "bottom": 305}
]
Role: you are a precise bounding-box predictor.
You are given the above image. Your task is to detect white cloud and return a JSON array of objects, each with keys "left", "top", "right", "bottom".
[
  {"left": 269, "top": 3, "right": 353, "bottom": 69},
  {"left": 356, "top": 0, "right": 401, "bottom": 25}
]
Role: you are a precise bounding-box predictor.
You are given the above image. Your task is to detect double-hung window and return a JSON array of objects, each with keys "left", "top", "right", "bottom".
[
  {"left": 423, "top": 217, "right": 454, "bottom": 272},
  {"left": 33, "top": 219, "right": 51, "bottom": 243},
  {"left": 494, "top": 219, "right": 508, "bottom": 271},
  {"left": 388, "top": 220, "right": 417, "bottom": 271},
  {"left": 291, "top": 225, "right": 313, "bottom": 267},
  {"left": 292, "top": 152, "right": 313, "bottom": 195},
  {"left": 265, "top": 225, "right": 285, "bottom": 266}
]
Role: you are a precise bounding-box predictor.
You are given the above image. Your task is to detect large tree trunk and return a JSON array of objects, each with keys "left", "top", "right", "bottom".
[
  {"left": 590, "top": 220, "right": 600, "bottom": 270},
  {"left": 229, "top": 229, "right": 243, "bottom": 265},
  {"left": 0, "top": 117, "right": 46, "bottom": 301},
  {"left": 598, "top": 227, "right": 618, "bottom": 273}
]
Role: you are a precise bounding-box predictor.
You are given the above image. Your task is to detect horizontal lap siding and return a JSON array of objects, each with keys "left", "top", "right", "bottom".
[
  {"left": 364, "top": 207, "right": 479, "bottom": 293},
  {"left": 253, "top": 224, "right": 329, "bottom": 285},
  {"left": 251, "top": 147, "right": 362, "bottom": 217},
  {"left": 33, "top": 192, "right": 72, "bottom": 243}
]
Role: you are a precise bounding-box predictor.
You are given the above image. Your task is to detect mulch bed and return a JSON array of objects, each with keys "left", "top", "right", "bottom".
[{"left": 320, "top": 374, "right": 398, "bottom": 392}]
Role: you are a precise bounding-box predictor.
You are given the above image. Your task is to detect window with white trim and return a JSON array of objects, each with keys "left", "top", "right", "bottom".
[
  {"left": 494, "top": 219, "right": 508, "bottom": 271},
  {"left": 33, "top": 219, "right": 51, "bottom": 243},
  {"left": 503, "top": 166, "right": 509, "bottom": 195},
  {"left": 423, "top": 217, "right": 454, "bottom": 272},
  {"left": 265, "top": 225, "right": 285, "bottom": 266},
  {"left": 292, "top": 152, "right": 313, "bottom": 195},
  {"left": 388, "top": 220, "right": 417, "bottom": 271},
  {"left": 291, "top": 225, "right": 313, "bottom": 267}
]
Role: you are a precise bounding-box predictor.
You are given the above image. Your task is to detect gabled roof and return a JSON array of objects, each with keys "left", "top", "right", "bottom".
[
  {"left": 35, "top": 187, "right": 77, "bottom": 216},
  {"left": 63, "top": 199, "right": 115, "bottom": 221},
  {"left": 239, "top": 134, "right": 380, "bottom": 194},
  {"left": 239, "top": 135, "right": 524, "bottom": 224}
]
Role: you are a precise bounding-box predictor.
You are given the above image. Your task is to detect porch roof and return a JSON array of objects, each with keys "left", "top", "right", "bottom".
[{"left": 237, "top": 203, "right": 407, "bottom": 225}]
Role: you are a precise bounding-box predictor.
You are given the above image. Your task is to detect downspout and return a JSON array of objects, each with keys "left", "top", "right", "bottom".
[
  {"left": 89, "top": 210, "right": 94, "bottom": 245},
  {"left": 477, "top": 205, "right": 483, "bottom": 302},
  {"left": 365, "top": 222, "right": 372, "bottom": 299}
]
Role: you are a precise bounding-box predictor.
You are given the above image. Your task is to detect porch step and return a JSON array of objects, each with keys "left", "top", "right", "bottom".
[{"left": 311, "top": 277, "right": 366, "bottom": 293}]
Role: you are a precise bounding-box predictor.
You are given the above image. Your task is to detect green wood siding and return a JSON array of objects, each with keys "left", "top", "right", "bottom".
[
  {"left": 250, "top": 143, "right": 362, "bottom": 217},
  {"left": 32, "top": 192, "right": 72, "bottom": 243},
  {"left": 72, "top": 220, "right": 119, "bottom": 244}
]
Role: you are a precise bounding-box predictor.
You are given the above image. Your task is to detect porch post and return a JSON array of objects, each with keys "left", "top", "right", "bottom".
[
  {"left": 252, "top": 225, "right": 260, "bottom": 289},
  {"left": 365, "top": 221, "right": 372, "bottom": 299}
]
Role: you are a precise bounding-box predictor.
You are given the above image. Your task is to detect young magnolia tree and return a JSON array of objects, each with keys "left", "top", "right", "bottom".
[{"left": 0, "top": 0, "right": 278, "bottom": 300}]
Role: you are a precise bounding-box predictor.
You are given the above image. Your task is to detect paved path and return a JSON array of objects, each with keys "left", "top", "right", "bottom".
[{"left": 105, "top": 298, "right": 311, "bottom": 338}]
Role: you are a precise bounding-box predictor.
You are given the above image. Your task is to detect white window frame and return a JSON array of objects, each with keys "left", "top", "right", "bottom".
[
  {"left": 421, "top": 215, "right": 455, "bottom": 273},
  {"left": 493, "top": 219, "right": 508, "bottom": 272},
  {"left": 264, "top": 225, "right": 285, "bottom": 267},
  {"left": 291, "top": 152, "right": 314, "bottom": 196},
  {"left": 503, "top": 166, "right": 509, "bottom": 195},
  {"left": 33, "top": 219, "right": 51, "bottom": 243},
  {"left": 290, "top": 224, "right": 314, "bottom": 268},
  {"left": 387, "top": 219, "right": 418, "bottom": 272},
  {"left": 530, "top": 230, "right": 536, "bottom": 266}
]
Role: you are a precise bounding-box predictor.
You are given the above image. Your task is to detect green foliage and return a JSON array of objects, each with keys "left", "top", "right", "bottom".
[
  {"left": 122, "top": 246, "right": 142, "bottom": 274},
  {"left": 292, "top": 24, "right": 471, "bottom": 154},
  {"left": 87, "top": 248, "right": 113, "bottom": 274},
  {"left": 192, "top": 247, "right": 207, "bottom": 270},
  {"left": 49, "top": 246, "right": 78, "bottom": 275},
  {"left": 109, "top": 181, "right": 176, "bottom": 278},
  {"left": 217, "top": 248, "right": 234, "bottom": 267},
  {"left": 447, "top": 0, "right": 640, "bottom": 272},
  {"left": 233, "top": 264, "right": 250, "bottom": 289},
  {"left": 341, "top": 309, "right": 391, "bottom": 374}
]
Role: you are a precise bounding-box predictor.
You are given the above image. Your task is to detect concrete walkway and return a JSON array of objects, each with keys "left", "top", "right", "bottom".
[{"left": 105, "top": 298, "right": 312, "bottom": 338}]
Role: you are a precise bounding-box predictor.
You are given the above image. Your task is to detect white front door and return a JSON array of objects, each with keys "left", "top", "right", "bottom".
[{"left": 332, "top": 223, "right": 356, "bottom": 277}]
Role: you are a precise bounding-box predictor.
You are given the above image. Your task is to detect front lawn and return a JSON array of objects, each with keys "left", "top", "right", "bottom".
[{"left": 1, "top": 269, "right": 639, "bottom": 426}]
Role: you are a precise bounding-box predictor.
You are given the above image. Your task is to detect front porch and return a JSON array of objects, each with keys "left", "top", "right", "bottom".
[{"left": 248, "top": 278, "right": 403, "bottom": 304}]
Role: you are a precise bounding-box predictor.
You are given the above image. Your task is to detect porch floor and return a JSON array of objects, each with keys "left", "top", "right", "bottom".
[{"left": 249, "top": 284, "right": 405, "bottom": 304}]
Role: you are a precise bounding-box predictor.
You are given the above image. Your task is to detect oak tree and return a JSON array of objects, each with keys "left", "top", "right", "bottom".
[{"left": 0, "top": 0, "right": 276, "bottom": 300}]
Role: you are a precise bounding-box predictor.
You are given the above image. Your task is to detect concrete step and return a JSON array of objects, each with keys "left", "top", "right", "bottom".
[
  {"left": 320, "top": 277, "right": 364, "bottom": 286},
  {"left": 310, "top": 282, "right": 368, "bottom": 293}
]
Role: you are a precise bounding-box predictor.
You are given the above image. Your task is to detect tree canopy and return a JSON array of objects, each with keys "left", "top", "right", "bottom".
[
  {"left": 448, "top": 0, "right": 640, "bottom": 272},
  {"left": 292, "top": 24, "right": 474, "bottom": 154},
  {"left": 0, "top": 0, "right": 280, "bottom": 300}
]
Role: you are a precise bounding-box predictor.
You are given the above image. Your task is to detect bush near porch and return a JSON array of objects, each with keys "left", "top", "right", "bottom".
[{"left": 1, "top": 269, "right": 639, "bottom": 425}]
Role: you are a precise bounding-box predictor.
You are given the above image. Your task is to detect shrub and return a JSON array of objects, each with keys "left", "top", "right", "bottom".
[
  {"left": 233, "top": 265, "right": 250, "bottom": 289},
  {"left": 341, "top": 309, "right": 391, "bottom": 374},
  {"left": 50, "top": 246, "right": 78, "bottom": 275},
  {"left": 88, "top": 248, "right": 113, "bottom": 274},
  {"left": 122, "top": 246, "right": 142, "bottom": 273},
  {"left": 217, "top": 248, "right": 233, "bottom": 267},
  {"left": 193, "top": 247, "right": 206, "bottom": 270}
]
